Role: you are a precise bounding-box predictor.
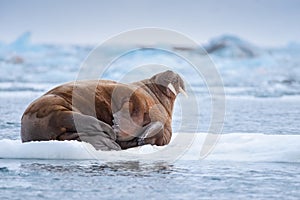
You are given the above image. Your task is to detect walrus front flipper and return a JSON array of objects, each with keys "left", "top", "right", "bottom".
[
  {"left": 137, "top": 121, "right": 164, "bottom": 146},
  {"left": 57, "top": 112, "right": 121, "bottom": 151},
  {"left": 117, "top": 121, "right": 164, "bottom": 149}
]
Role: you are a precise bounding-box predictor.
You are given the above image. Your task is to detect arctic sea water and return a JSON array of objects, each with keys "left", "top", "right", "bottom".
[{"left": 0, "top": 34, "right": 299, "bottom": 199}]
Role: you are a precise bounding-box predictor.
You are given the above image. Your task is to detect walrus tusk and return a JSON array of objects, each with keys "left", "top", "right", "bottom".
[
  {"left": 179, "top": 87, "right": 188, "bottom": 97},
  {"left": 167, "top": 83, "right": 177, "bottom": 96}
]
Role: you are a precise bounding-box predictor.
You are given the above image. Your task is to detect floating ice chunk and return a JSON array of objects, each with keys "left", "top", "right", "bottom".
[{"left": 0, "top": 133, "right": 299, "bottom": 163}]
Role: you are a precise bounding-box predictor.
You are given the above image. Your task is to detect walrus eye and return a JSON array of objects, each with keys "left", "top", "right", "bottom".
[{"left": 167, "top": 83, "right": 177, "bottom": 96}]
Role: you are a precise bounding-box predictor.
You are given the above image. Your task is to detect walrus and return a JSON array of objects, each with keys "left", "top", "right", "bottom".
[{"left": 21, "top": 70, "right": 187, "bottom": 151}]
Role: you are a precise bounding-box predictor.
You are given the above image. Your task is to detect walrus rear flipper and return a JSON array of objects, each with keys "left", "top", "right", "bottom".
[
  {"left": 57, "top": 131, "right": 121, "bottom": 151},
  {"left": 57, "top": 112, "right": 121, "bottom": 151}
]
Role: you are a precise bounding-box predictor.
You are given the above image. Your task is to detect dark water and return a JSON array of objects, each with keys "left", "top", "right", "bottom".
[{"left": 1, "top": 159, "right": 299, "bottom": 200}]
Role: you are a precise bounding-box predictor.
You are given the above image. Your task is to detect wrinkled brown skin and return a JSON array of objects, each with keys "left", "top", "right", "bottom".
[{"left": 21, "top": 70, "right": 185, "bottom": 150}]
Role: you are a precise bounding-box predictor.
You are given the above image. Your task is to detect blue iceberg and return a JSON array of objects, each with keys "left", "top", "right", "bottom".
[{"left": 204, "top": 35, "right": 264, "bottom": 58}]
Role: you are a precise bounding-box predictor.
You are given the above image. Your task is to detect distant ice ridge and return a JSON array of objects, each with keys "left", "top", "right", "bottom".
[
  {"left": 204, "top": 35, "right": 265, "bottom": 58},
  {"left": 1, "top": 32, "right": 300, "bottom": 97},
  {"left": 0, "top": 133, "right": 299, "bottom": 163},
  {"left": 203, "top": 35, "right": 300, "bottom": 97}
]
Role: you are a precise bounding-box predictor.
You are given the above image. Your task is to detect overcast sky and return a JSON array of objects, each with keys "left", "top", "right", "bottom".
[{"left": 1, "top": 0, "right": 300, "bottom": 46}]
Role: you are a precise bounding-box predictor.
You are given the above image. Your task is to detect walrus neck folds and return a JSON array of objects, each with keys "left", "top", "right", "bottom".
[{"left": 140, "top": 80, "right": 176, "bottom": 118}]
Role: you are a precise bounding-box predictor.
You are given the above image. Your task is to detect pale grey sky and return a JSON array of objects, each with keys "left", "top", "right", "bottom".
[{"left": 1, "top": 0, "right": 300, "bottom": 46}]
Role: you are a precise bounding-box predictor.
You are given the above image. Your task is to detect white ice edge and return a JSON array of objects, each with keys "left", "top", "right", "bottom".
[{"left": 0, "top": 133, "right": 299, "bottom": 162}]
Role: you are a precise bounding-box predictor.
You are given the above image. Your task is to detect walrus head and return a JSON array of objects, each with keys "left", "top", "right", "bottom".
[
  {"left": 113, "top": 70, "right": 187, "bottom": 143},
  {"left": 150, "top": 70, "right": 187, "bottom": 98}
]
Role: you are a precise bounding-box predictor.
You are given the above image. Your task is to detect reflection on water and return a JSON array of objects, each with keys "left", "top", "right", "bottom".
[
  {"left": 19, "top": 160, "right": 176, "bottom": 177},
  {"left": 1, "top": 159, "right": 299, "bottom": 200}
]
